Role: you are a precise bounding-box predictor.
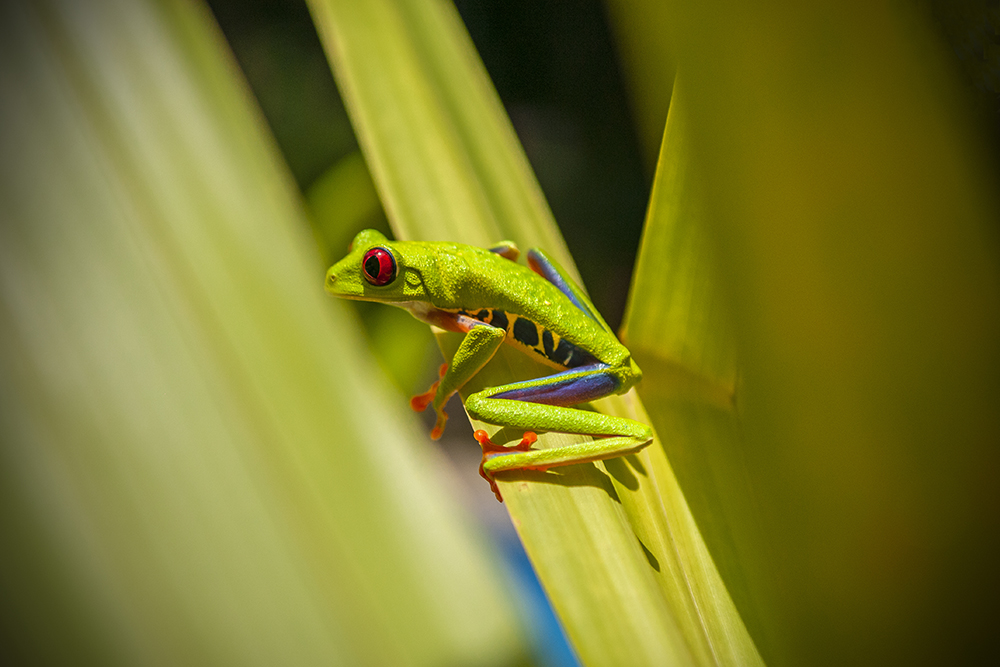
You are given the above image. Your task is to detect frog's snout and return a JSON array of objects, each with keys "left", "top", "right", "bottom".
[{"left": 325, "top": 267, "right": 338, "bottom": 292}]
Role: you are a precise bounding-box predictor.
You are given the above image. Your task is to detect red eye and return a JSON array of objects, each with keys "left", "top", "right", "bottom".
[{"left": 362, "top": 247, "right": 396, "bottom": 286}]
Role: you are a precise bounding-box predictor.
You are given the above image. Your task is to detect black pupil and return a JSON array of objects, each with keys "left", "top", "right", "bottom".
[{"left": 365, "top": 254, "right": 382, "bottom": 279}]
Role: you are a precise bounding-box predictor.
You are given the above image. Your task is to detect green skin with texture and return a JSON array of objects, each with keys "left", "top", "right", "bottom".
[{"left": 326, "top": 229, "right": 652, "bottom": 501}]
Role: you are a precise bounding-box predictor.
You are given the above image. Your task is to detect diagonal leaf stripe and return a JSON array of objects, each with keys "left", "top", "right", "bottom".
[{"left": 308, "top": 1, "right": 764, "bottom": 664}]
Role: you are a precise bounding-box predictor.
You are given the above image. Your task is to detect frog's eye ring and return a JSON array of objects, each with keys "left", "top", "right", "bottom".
[{"left": 362, "top": 247, "right": 396, "bottom": 286}]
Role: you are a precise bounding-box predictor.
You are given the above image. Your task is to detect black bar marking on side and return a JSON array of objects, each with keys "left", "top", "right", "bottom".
[
  {"left": 490, "top": 309, "right": 508, "bottom": 331},
  {"left": 542, "top": 329, "right": 555, "bottom": 358},
  {"left": 553, "top": 337, "right": 575, "bottom": 366},
  {"left": 513, "top": 317, "right": 540, "bottom": 347}
]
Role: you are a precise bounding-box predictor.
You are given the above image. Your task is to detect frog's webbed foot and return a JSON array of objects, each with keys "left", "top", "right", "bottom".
[
  {"left": 474, "top": 430, "right": 538, "bottom": 502},
  {"left": 410, "top": 363, "right": 449, "bottom": 439}
]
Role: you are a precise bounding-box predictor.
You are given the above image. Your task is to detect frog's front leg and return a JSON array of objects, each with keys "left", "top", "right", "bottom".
[
  {"left": 411, "top": 319, "right": 506, "bottom": 439},
  {"left": 464, "top": 364, "right": 653, "bottom": 501}
]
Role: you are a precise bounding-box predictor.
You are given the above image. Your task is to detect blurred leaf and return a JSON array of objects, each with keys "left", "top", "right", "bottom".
[
  {"left": 657, "top": 1, "right": 1000, "bottom": 664},
  {"left": 309, "top": 0, "right": 762, "bottom": 664},
  {"left": 306, "top": 153, "right": 432, "bottom": 395},
  {"left": 306, "top": 150, "right": 388, "bottom": 264},
  {"left": 0, "top": 0, "right": 525, "bottom": 665}
]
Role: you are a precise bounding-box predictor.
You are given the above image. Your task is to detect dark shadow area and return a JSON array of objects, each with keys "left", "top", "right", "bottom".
[
  {"left": 624, "top": 452, "right": 647, "bottom": 476},
  {"left": 602, "top": 456, "right": 640, "bottom": 491},
  {"left": 638, "top": 539, "right": 661, "bottom": 573},
  {"left": 496, "top": 462, "right": 621, "bottom": 502}
]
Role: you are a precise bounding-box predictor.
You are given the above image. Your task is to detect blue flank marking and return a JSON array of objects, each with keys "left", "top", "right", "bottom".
[
  {"left": 527, "top": 249, "right": 602, "bottom": 326},
  {"left": 493, "top": 363, "right": 617, "bottom": 406}
]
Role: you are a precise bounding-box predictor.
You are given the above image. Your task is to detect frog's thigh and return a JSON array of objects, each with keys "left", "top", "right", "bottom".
[
  {"left": 481, "top": 362, "right": 619, "bottom": 406},
  {"left": 466, "top": 395, "right": 649, "bottom": 437},
  {"left": 465, "top": 365, "right": 647, "bottom": 439}
]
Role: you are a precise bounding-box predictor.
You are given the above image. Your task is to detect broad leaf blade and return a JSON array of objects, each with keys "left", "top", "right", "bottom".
[
  {"left": 632, "top": 1, "right": 1000, "bottom": 664},
  {"left": 309, "top": 0, "right": 763, "bottom": 664},
  {"left": 0, "top": 0, "right": 523, "bottom": 664},
  {"left": 621, "top": 82, "right": 770, "bottom": 663}
]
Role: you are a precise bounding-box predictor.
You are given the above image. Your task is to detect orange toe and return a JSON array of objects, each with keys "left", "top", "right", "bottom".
[
  {"left": 409, "top": 380, "right": 439, "bottom": 412},
  {"left": 429, "top": 412, "right": 448, "bottom": 440},
  {"left": 474, "top": 430, "right": 540, "bottom": 503},
  {"left": 517, "top": 431, "right": 537, "bottom": 450}
]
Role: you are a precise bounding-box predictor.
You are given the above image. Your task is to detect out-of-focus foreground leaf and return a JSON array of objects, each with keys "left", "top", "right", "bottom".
[
  {"left": 305, "top": 152, "right": 432, "bottom": 396},
  {"left": 308, "top": 0, "right": 762, "bottom": 664},
  {"left": 0, "top": 0, "right": 524, "bottom": 664},
  {"left": 629, "top": 1, "right": 1000, "bottom": 665}
]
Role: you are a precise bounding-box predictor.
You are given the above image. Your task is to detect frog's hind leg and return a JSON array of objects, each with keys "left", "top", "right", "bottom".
[
  {"left": 464, "top": 364, "right": 653, "bottom": 498},
  {"left": 525, "top": 248, "right": 610, "bottom": 332},
  {"left": 486, "top": 362, "right": 620, "bottom": 407}
]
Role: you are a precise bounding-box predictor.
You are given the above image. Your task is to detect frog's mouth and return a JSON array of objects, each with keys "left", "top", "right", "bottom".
[
  {"left": 324, "top": 267, "right": 413, "bottom": 303},
  {"left": 324, "top": 268, "right": 355, "bottom": 296},
  {"left": 324, "top": 266, "right": 370, "bottom": 300}
]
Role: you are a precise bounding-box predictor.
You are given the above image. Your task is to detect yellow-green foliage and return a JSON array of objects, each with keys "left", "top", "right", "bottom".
[{"left": 2, "top": 0, "right": 997, "bottom": 665}]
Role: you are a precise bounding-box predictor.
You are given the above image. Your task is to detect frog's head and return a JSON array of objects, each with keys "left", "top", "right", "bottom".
[{"left": 325, "top": 229, "right": 430, "bottom": 304}]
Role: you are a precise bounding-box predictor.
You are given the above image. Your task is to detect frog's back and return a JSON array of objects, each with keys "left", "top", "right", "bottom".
[{"left": 429, "top": 244, "right": 629, "bottom": 370}]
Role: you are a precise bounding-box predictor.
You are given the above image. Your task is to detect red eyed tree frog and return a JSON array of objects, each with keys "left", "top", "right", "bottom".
[{"left": 326, "top": 229, "right": 652, "bottom": 501}]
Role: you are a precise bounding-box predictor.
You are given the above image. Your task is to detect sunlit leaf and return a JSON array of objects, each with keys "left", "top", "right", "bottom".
[
  {"left": 309, "top": 0, "right": 763, "bottom": 664},
  {"left": 622, "top": 80, "right": 772, "bottom": 663}
]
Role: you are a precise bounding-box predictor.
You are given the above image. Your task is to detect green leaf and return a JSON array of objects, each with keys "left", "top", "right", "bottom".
[
  {"left": 631, "top": 2, "right": 1000, "bottom": 664},
  {"left": 621, "top": 80, "right": 771, "bottom": 663},
  {"left": 309, "top": 0, "right": 763, "bottom": 664},
  {"left": 0, "top": 0, "right": 524, "bottom": 664}
]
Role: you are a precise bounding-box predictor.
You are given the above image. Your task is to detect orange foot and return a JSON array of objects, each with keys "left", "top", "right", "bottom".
[
  {"left": 411, "top": 364, "right": 450, "bottom": 439},
  {"left": 429, "top": 412, "right": 448, "bottom": 441},
  {"left": 409, "top": 363, "right": 448, "bottom": 412},
  {"left": 473, "top": 430, "right": 537, "bottom": 503}
]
